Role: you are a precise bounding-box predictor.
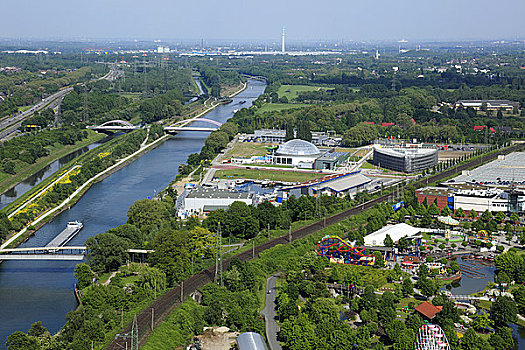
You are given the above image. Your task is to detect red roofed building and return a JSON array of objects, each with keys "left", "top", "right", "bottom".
[
  {"left": 415, "top": 301, "right": 443, "bottom": 321},
  {"left": 363, "top": 121, "right": 375, "bottom": 125},
  {"left": 382, "top": 122, "right": 395, "bottom": 127},
  {"left": 474, "top": 125, "right": 485, "bottom": 131},
  {"left": 490, "top": 127, "right": 496, "bottom": 133}
]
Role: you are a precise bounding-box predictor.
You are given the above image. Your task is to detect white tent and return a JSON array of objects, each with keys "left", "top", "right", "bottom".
[{"left": 364, "top": 223, "right": 422, "bottom": 247}]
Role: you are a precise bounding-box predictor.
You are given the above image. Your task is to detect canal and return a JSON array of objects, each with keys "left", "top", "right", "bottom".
[
  {"left": 0, "top": 139, "right": 109, "bottom": 210},
  {"left": 0, "top": 80, "right": 266, "bottom": 346}
]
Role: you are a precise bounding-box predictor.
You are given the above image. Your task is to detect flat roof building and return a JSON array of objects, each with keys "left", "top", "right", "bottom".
[
  {"left": 454, "top": 100, "right": 519, "bottom": 111},
  {"left": 178, "top": 187, "right": 253, "bottom": 217},
  {"left": 449, "top": 153, "right": 525, "bottom": 189},
  {"left": 373, "top": 145, "right": 438, "bottom": 173}
]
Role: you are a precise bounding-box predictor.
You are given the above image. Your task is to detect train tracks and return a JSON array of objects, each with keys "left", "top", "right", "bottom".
[{"left": 107, "top": 142, "right": 524, "bottom": 349}]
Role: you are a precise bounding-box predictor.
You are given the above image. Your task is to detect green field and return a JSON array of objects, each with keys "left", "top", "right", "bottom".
[
  {"left": 224, "top": 142, "right": 271, "bottom": 158},
  {"left": 255, "top": 103, "right": 310, "bottom": 114},
  {"left": 215, "top": 168, "right": 324, "bottom": 182},
  {"left": 277, "top": 85, "right": 331, "bottom": 100}
]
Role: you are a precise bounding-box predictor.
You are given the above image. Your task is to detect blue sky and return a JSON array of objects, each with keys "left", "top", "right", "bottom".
[{"left": 2, "top": 0, "right": 524, "bottom": 41}]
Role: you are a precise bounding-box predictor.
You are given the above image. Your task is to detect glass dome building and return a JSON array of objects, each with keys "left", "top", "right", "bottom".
[{"left": 273, "top": 139, "right": 322, "bottom": 167}]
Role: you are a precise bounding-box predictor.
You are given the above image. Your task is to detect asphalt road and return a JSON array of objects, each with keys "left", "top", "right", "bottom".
[
  {"left": 260, "top": 273, "right": 282, "bottom": 350},
  {"left": 0, "top": 87, "right": 73, "bottom": 141}
]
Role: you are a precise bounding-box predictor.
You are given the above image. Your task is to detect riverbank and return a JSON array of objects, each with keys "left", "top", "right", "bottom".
[
  {"left": 1, "top": 81, "right": 249, "bottom": 250},
  {"left": 0, "top": 130, "right": 105, "bottom": 195}
]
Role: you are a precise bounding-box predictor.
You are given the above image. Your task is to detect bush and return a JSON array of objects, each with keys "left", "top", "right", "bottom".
[{"left": 497, "top": 245, "right": 504, "bottom": 252}]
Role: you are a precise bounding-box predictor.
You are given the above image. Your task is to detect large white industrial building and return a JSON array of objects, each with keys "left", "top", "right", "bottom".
[{"left": 177, "top": 187, "right": 253, "bottom": 218}]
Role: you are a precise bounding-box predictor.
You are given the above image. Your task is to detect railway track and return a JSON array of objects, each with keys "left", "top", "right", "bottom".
[{"left": 108, "top": 142, "right": 524, "bottom": 349}]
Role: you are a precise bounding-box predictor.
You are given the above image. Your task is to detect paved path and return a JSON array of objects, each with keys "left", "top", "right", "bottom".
[{"left": 260, "top": 273, "right": 282, "bottom": 350}]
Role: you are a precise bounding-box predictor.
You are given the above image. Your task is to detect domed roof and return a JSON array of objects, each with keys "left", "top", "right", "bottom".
[{"left": 276, "top": 139, "right": 321, "bottom": 156}]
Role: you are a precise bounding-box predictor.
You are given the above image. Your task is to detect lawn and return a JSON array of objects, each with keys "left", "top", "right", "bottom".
[
  {"left": 256, "top": 103, "right": 310, "bottom": 114},
  {"left": 214, "top": 168, "right": 324, "bottom": 182},
  {"left": 277, "top": 85, "right": 331, "bottom": 101},
  {"left": 225, "top": 142, "right": 272, "bottom": 158}
]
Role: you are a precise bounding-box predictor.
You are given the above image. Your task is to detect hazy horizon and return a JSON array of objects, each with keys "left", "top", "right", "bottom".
[{"left": 1, "top": 0, "right": 524, "bottom": 42}]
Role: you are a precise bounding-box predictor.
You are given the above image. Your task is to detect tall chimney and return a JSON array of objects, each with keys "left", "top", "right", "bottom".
[{"left": 282, "top": 26, "right": 285, "bottom": 53}]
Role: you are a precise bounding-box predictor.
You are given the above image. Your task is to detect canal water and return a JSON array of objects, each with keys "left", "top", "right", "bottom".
[
  {"left": 0, "top": 80, "right": 266, "bottom": 346},
  {"left": 0, "top": 139, "right": 109, "bottom": 210}
]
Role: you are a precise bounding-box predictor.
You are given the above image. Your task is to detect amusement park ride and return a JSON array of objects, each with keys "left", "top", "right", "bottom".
[
  {"left": 414, "top": 324, "right": 451, "bottom": 350},
  {"left": 317, "top": 236, "right": 376, "bottom": 265}
]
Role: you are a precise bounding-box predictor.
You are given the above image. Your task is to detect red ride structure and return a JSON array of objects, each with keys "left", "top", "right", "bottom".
[{"left": 317, "top": 235, "right": 376, "bottom": 265}]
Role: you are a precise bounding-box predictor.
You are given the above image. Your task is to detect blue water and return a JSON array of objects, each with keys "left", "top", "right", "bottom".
[{"left": 0, "top": 80, "right": 266, "bottom": 346}]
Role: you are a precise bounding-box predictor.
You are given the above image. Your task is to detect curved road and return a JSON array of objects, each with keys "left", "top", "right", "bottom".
[{"left": 260, "top": 273, "right": 282, "bottom": 350}]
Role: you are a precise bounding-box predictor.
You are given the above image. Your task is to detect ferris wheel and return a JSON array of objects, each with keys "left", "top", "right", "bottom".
[{"left": 414, "top": 324, "right": 451, "bottom": 350}]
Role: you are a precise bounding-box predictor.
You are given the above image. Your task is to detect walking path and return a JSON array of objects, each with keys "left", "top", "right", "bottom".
[
  {"left": 7, "top": 165, "right": 82, "bottom": 219},
  {"left": 1, "top": 134, "right": 168, "bottom": 249},
  {"left": 260, "top": 273, "right": 282, "bottom": 350}
]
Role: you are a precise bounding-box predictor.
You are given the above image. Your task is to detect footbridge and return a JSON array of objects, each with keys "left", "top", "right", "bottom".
[
  {"left": 87, "top": 120, "right": 141, "bottom": 132},
  {"left": 164, "top": 117, "right": 222, "bottom": 133},
  {"left": 0, "top": 246, "right": 154, "bottom": 261}
]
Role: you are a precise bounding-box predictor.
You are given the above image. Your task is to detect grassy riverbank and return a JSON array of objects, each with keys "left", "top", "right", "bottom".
[{"left": 0, "top": 130, "right": 105, "bottom": 195}]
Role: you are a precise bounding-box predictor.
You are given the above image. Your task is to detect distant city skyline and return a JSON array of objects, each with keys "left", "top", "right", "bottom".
[{"left": 1, "top": 0, "right": 524, "bottom": 42}]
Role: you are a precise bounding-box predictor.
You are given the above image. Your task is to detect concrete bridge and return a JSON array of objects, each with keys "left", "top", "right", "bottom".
[
  {"left": 164, "top": 117, "right": 222, "bottom": 133},
  {"left": 87, "top": 120, "right": 140, "bottom": 132},
  {"left": 0, "top": 246, "right": 154, "bottom": 261},
  {"left": 87, "top": 117, "right": 223, "bottom": 134}
]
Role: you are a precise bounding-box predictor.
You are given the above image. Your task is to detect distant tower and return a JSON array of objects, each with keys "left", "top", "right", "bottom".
[
  {"left": 281, "top": 26, "right": 285, "bottom": 53},
  {"left": 375, "top": 49, "right": 380, "bottom": 60}
]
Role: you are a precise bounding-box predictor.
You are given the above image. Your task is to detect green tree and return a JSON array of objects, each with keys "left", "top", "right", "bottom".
[
  {"left": 384, "top": 234, "right": 394, "bottom": 247},
  {"left": 280, "top": 313, "right": 316, "bottom": 350},
  {"left": 85, "top": 233, "right": 130, "bottom": 273},
  {"left": 469, "top": 209, "right": 478, "bottom": 220},
  {"left": 481, "top": 210, "right": 493, "bottom": 223},
  {"left": 491, "top": 296, "right": 517, "bottom": 326},
  {"left": 127, "top": 199, "right": 169, "bottom": 236},
  {"left": 74, "top": 263, "right": 95, "bottom": 289},
  {"left": 455, "top": 207, "right": 465, "bottom": 218},
  {"left": 428, "top": 202, "right": 439, "bottom": 216},
  {"left": 5, "top": 332, "right": 39, "bottom": 350},
  {"left": 402, "top": 278, "right": 413, "bottom": 296}
]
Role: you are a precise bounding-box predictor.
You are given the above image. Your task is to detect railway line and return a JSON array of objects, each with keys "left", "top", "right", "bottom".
[{"left": 108, "top": 142, "right": 524, "bottom": 349}]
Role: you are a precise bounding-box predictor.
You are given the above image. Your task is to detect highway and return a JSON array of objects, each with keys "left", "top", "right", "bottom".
[
  {"left": 0, "top": 66, "right": 120, "bottom": 142},
  {"left": 0, "top": 87, "right": 73, "bottom": 141}
]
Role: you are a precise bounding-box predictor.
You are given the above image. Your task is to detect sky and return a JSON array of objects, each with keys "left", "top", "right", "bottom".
[{"left": 2, "top": 0, "right": 525, "bottom": 42}]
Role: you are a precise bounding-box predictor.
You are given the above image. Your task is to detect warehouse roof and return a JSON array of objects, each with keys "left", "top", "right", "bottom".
[
  {"left": 186, "top": 188, "right": 252, "bottom": 200},
  {"left": 312, "top": 173, "right": 371, "bottom": 193}
]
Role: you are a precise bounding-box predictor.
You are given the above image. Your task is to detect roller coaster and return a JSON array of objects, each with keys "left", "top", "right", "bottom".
[
  {"left": 414, "top": 324, "right": 451, "bottom": 350},
  {"left": 317, "top": 235, "right": 376, "bottom": 266}
]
